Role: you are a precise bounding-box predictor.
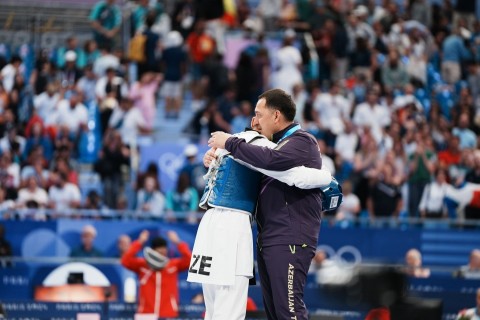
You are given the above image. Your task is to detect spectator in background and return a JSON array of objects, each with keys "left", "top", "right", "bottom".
[
  {"left": 0, "top": 55, "right": 23, "bottom": 93},
  {"left": 89, "top": 0, "right": 122, "bottom": 50},
  {"left": 464, "top": 152, "right": 480, "bottom": 220},
  {"left": 165, "top": 172, "right": 199, "bottom": 223},
  {"left": 453, "top": 112, "right": 477, "bottom": 150},
  {"left": 419, "top": 168, "right": 449, "bottom": 219},
  {"left": 309, "top": 249, "right": 344, "bottom": 285},
  {"left": 55, "top": 90, "right": 88, "bottom": 139},
  {"left": 186, "top": 19, "right": 215, "bottom": 82},
  {"left": 353, "top": 89, "right": 391, "bottom": 144},
  {"left": 20, "top": 154, "right": 49, "bottom": 189},
  {"left": 82, "top": 190, "right": 105, "bottom": 211},
  {"left": 55, "top": 37, "right": 84, "bottom": 70},
  {"left": 23, "top": 119, "right": 53, "bottom": 162},
  {"left": 179, "top": 144, "right": 207, "bottom": 197},
  {"left": 442, "top": 26, "right": 472, "bottom": 85},
  {"left": 230, "top": 100, "right": 252, "bottom": 134},
  {"left": 0, "top": 126, "right": 26, "bottom": 156},
  {"left": 33, "top": 82, "right": 60, "bottom": 124},
  {"left": 76, "top": 64, "right": 98, "bottom": 104},
  {"left": 257, "top": 0, "right": 281, "bottom": 31},
  {"left": 47, "top": 171, "right": 81, "bottom": 212},
  {"left": 270, "top": 29, "right": 303, "bottom": 96},
  {"left": 138, "top": 11, "right": 160, "bottom": 77},
  {"left": 407, "top": 134, "right": 436, "bottom": 217},
  {"left": 455, "top": 288, "right": 480, "bottom": 320},
  {"left": 95, "top": 67, "right": 128, "bottom": 103},
  {"left": 71, "top": 224, "right": 103, "bottom": 258},
  {"left": 59, "top": 51, "right": 83, "bottom": 90},
  {"left": 94, "top": 130, "right": 129, "bottom": 208},
  {"left": 404, "top": 248, "right": 430, "bottom": 278},
  {"left": 108, "top": 97, "right": 151, "bottom": 146},
  {"left": 136, "top": 176, "right": 165, "bottom": 217},
  {"left": 116, "top": 234, "right": 131, "bottom": 257},
  {"left": 16, "top": 175, "right": 48, "bottom": 209},
  {"left": 367, "top": 162, "right": 403, "bottom": 220},
  {"left": 334, "top": 180, "right": 361, "bottom": 225},
  {"left": 0, "top": 152, "right": 20, "bottom": 200},
  {"left": 10, "top": 74, "right": 34, "bottom": 126},
  {"left": 161, "top": 30, "right": 187, "bottom": 120},
  {"left": 129, "top": 72, "right": 161, "bottom": 129},
  {"left": 83, "top": 40, "right": 101, "bottom": 67},
  {"left": 0, "top": 224, "right": 12, "bottom": 267},
  {"left": 438, "top": 134, "right": 462, "bottom": 168},
  {"left": 93, "top": 47, "right": 120, "bottom": 77},
  {"left": 457, "top": 249, "right": 480, "bottom": 279},
  {"left": 121, "top": 230, "right": 191, "bottom": 318},
  {"left": 381, "top": 49, "right": 410, "bottom": 93}
]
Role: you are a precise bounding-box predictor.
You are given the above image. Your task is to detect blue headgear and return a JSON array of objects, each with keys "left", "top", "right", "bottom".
[{"left": 320, "top": 178, "right": 343, "bottom": 211}]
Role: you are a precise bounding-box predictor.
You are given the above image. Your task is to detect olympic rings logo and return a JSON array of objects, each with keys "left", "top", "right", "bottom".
[{"left": 316, "top": 245, "right": 362, "bottom": 269}]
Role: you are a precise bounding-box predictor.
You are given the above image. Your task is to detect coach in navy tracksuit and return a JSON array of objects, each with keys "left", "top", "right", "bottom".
[{"left": 209, "top": 88, "right": 324, "bottom": 320}]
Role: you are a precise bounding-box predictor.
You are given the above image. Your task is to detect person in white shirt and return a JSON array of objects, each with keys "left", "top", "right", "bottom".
[
  {"left": 0, "top": 55, "right": 23, "bottom": 93},
  {"left": 17, "top": 176, "right": 49, "bottom": 208},
  {"left": 0, "top": 127, "right": 26, "bottom": 156},
  {"left": 93, "top": 48, "right": 120, "bottom": 77},
  {"left": 334, "top": 121, "right": 358, "bottom": 165},
  {"left": 353, "top": 89, "right": 391, "bottom": 143},
  {"left": 48, "top": 171, "right": 81, "bottom": 211},
  {"left": 95, "top": 67, "right": 128, "bottom": 102},
  {"left": 33, "top": 83, "right": 60, "bottom": 123},
  {"left": 313, "top": 83, "right": 352, "bottom": 136},
  {"left": 108, "top": 97, "right": 151, "bottom": 146},
  {"left": 136, "top": 176, "right": 165, "bottom": 217},
  {"left": 335, "top": 180, "right": 361, "bottom": 223},
  {"left": 418, "top": 168, "right": 449, "bottom": 219},
  {"left": 270, "top": 29, "right": 303, "bottom": 96},
  {"left": 55, "top": 90, "right": 88, "bottom": 136}
]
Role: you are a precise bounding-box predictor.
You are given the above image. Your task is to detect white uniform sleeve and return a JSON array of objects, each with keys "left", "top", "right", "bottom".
[{"left": 232, "top": 132, "right": 333, "bottom": 189}]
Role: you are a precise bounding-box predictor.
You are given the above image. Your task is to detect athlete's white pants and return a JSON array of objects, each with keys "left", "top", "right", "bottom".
[{"left": 202, "top": 275, "right": 249, "bottom": 320}]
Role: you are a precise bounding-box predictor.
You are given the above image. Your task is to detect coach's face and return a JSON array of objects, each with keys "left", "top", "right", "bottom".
[{"left": 255, "top": 98, "right": 278, "bottom": 140}]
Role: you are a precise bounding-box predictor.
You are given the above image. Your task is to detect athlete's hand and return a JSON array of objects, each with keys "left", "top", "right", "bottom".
[
  {"left": 167, "top": 230, "right": 180, "bottom": 244},
  {"left": 203, "top": 147, "right": 217, "bottom": 167},
  {"left": 138, "top": 230, "right": 149, "bottom": 244},
  {"left": 208, "top": 131, "right": 232, "bottom": 149}
]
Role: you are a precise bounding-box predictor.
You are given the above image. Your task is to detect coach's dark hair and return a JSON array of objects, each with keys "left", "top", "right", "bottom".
[{"left": 258, "top": 89, "right": 296, "bottom": 122}]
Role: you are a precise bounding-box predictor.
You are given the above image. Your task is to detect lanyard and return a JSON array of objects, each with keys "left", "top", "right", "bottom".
[{"left": 277, "top": 124, "right": 301, "bottom": 144}]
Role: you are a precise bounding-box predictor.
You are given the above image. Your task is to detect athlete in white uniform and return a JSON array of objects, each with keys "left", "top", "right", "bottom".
[{"left": 187, "top": 120, "right": 332, "bottom": 320}]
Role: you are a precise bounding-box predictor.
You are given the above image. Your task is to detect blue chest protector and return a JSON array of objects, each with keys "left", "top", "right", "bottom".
[{"left": 199, "top": 155, "right": 262, "bottom": 215}]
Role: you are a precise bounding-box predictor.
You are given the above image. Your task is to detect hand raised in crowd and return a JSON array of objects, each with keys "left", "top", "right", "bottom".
[
  {"left": 138, "top": 230, "right": 149, "bottom": 244},
  {"left": 167, "top": 230, "right": 180, "bottom": 244}
]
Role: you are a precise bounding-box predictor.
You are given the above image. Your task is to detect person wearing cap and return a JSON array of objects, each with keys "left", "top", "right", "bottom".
[
  {"left": 60, "top": 50, "right": 82, "bottom": 89},
  {"left": 70, "top": 225, "right": 103, "bottom": 258},
  {"left": 190, "top": 97, "right": 335, "bottom": 319},
  {"left": 121, "top": 229, "right": 191, "bottom": 318}
]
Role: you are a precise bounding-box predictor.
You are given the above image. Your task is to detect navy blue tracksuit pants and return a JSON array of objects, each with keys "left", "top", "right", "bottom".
[{"left": 257, "top": 244, "right": 316, "bottom": 320}]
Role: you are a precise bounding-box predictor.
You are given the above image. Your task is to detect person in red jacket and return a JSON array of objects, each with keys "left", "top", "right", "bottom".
[{"left": 121, "top": 229, "right": 191, "bottom": 318}]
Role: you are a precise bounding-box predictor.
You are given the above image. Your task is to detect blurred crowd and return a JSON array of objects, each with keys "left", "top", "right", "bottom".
[{"left": 0, "top": 0, "right": 479, "bottom": 222}]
